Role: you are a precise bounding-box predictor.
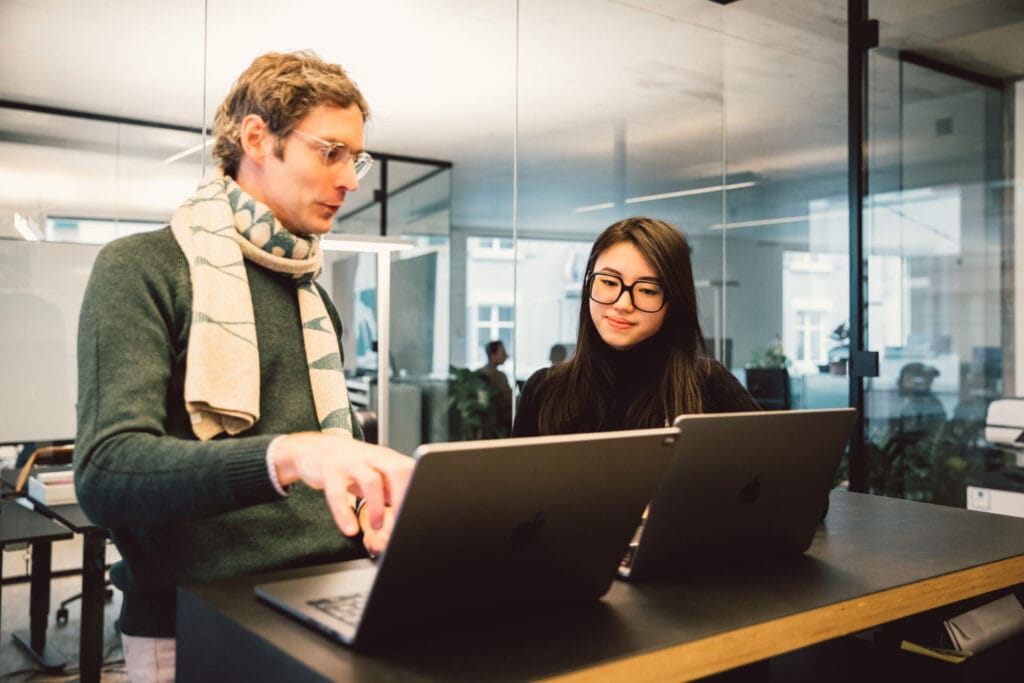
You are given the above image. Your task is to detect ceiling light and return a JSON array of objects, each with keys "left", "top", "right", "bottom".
[
  {"left": 13, "top": 212, "right": 40, "bottom": 241},
  {"left": 710, "top": 215, "right": 811, "bottom": 230},
  {"left": 711, "top": 209, "right": 852, "bottom": 230},
  {"left": 164, "top": 139, "right": 214, "bottom": 164},
  {"left": 574, "top": 202, "right": 615, "bottom": 213},
  {"left": 625, "top": 181, "right": 757, "bottom": 205},
  {"left": 320, "top": 235, "right": 414, "bottom": 253}
]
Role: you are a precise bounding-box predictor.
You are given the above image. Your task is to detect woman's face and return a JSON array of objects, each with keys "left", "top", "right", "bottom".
[{"left": 588, "top": 241, "right": 668, "bottom": 350}]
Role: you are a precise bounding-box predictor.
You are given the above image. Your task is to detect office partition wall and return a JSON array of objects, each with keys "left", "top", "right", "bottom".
[{"left": 0, "top": 1, "right": 1021, "bottom": 503}]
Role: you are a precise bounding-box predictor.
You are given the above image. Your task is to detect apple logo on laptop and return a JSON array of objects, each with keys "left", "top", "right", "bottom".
[
  {"left": 738, "top": 475, "right": 761, "bottom": 504},
  {"left": 509, "top": 511, "right": 546, "bottom": 551}
]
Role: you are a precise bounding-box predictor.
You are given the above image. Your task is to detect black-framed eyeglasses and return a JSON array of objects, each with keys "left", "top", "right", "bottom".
[
  {"left": 290, "top": 129, "right": 375, "bottom": 180},
  {"left": 587, "top": 272, "right": 666, "bottom": 313}
]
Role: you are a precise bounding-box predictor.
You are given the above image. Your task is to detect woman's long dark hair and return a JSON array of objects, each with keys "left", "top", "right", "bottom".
[{"left": 537, "top": 217, "right": 709, "bottom": 433}]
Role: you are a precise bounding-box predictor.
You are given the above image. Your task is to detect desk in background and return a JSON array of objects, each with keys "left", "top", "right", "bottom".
[
  {"left": 28, "top": 501, "right": 109, "bottom": 683},
  {"left": 2, "top": 468, "right": 110, "bottom": 683},
  {"left": 177, "top": 491, "right": 1024, "bottom": 681},
  {"left": 1, "top": 497, "right": 74, "bottom": 671}
]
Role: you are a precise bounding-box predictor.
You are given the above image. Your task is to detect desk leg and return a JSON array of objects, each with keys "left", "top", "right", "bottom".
[
  {"left": 12, "top": 539, "right": 66, "bottom": 671},
  {"left": 78, "top": 530, "right": 106, "bottom": 683}
]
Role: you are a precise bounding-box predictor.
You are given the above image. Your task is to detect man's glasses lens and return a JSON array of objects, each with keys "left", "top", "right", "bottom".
[
  {"left": 291, "top": 129, "right": 375, "bottom": 180},
  {"left": 351, "top": 153, "right": 374, "bottom": 180},
  {"left": 588, "top": 273, "right": 665, "bottom": 312}
]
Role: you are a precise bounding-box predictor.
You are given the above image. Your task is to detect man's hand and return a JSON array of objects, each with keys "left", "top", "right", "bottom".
[
  {"left": 359, "top": 504, "right": 396, "bottom": 557},
  {"left": 271, "top": 432, "right": 413, "bottom": 538}
]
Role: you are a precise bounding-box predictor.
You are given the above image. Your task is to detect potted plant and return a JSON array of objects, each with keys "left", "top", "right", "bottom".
[
  {"left": 446, "top": 366, "right": 506, "bottom": 441},
  {"left": 827, "top": 322, "right": 850, "bottom": 375},
  {"left": 745, "top": 339, "right": 790, "bottom": 410}
]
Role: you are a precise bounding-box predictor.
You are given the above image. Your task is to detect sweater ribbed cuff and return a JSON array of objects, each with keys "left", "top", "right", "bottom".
[{"left": 222, "top": 436, "right": 280, "bottom": 506}]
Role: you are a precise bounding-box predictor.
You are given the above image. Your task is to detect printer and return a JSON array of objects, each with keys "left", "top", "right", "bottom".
[{"left": 967, "top": 398, "right": 1024, "bottom": 518}]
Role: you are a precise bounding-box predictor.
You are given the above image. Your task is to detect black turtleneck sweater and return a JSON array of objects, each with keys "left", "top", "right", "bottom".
[{"left": 513, "top": 335, "right": 760, "bottom": 437}]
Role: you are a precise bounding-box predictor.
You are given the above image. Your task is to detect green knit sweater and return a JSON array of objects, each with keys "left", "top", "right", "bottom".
[{"left": 74, "top": 227, "right": 364, "bottom": 637}]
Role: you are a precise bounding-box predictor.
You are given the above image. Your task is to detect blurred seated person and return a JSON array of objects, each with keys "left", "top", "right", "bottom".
[
  {"left": 897, "top": 362, "right": 947, "bottom": 437},
  {"left": 549, "top": 343, "right": 568, "bottom": 365}
]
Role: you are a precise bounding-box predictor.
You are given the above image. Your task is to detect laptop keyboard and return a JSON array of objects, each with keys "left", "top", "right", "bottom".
[{"left": 308, "top": 592, "right": 369, "bottom": 626}]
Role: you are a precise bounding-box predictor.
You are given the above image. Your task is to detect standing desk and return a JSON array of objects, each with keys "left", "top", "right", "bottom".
[
  {"left": 2, "top": 468, "right": 110, "bottom": 683},
  {"left": 23, "top": 499, "right": 109, "bottom": 683},
  {"left": 177, "top": 491, "right": 1024, "bottom": 682},
  {"left": 0, "top": 497, "right": 74, "bottom": 671}
]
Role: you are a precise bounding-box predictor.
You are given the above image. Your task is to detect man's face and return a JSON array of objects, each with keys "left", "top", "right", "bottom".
[
  {"left": 492, "top": 344, "right": 508, "bottom": 365},
  {"left": 246, "top": 103, "right": 366, "bottom": 237}
]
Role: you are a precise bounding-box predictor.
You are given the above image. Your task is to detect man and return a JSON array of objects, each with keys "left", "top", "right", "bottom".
[
  {"left": 477, "top": 340, "right": 513, "bottom": 435},
  {"left": 74, "top": 51, "right": 412, "bottom": 682}
]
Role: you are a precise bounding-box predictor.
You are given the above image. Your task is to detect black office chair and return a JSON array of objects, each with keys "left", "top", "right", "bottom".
[
  {"left": 745, "top": 368, "right": 791, "bottom": 411},
  {"left": 354, "top": 408, "right": 378, "bottom": 444}
]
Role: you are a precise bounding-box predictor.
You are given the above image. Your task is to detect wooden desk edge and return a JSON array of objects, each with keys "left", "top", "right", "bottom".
[{"left": 542, "top": 554, "right": 1024, "bottom": 683}]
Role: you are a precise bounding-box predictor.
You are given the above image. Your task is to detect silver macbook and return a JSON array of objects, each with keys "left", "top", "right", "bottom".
[
  {"left": 619, "top": 408, "right": 857, "bottom": 580},
  {"left": 255, "top": 428, "right": 678, "bottom": 649}
]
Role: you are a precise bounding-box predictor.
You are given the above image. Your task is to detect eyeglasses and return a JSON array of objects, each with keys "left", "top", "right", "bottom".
[
  {"left": 290, "top": 129, "right": 375, "bottom": 180},
  {"left": 587, "top": 272, "right": 666, "bottom": 312}
]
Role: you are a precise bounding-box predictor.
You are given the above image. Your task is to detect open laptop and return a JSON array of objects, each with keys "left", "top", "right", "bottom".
[
  {"left": 255, "top": 427, "right": 678, "bottom": 650},
  {"left": 619, "top": 408, "right": 857, "bottom": 580}
]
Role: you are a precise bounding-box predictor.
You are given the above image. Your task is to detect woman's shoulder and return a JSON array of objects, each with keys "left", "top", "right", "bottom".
[
  {"left": 699, "top": 357, "right": 762, "bottom": 412},
  {"left": 702, "top": 357, "right": 735, "bottom": 380},
  {"left": 525, "top": 365, "right": 553, "bottom": 384},
  {"left": 523, "top": 363, "right": 574, "bottom": 393}
]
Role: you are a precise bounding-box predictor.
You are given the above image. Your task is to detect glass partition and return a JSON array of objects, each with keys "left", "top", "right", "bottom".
[
  {"left": 1, "top": 1, "right": 1020, "bottom": 473},
  {"left": 864, "top": 53, "right": 1011, "bottom": 506},
  {"left": 513, "top": 0, "right": 726, "bottom": 414},
  {"left": 719, "top": 2, "right": 850, "bottom": 414}
]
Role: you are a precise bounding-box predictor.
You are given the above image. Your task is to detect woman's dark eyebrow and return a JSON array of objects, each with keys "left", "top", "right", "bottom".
[{"left": 594, "top": 269, "right": 662, "bottom": 284}]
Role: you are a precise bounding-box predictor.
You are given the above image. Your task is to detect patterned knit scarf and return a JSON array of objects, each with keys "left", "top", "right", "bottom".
[{"left": 170, "top": 171, "right": 353, "bottom": 441}]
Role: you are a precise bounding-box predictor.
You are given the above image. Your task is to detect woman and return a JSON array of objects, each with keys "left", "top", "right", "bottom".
[{"left": 513, "top": 217, "right": 758, "bottom": 437}]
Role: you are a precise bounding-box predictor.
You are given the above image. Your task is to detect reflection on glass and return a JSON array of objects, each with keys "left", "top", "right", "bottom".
[
  {"left": 332, "top": 161, "right": 453, "bottom": 452},
  {"left": 864, "top": 55, "right": 1009, "bottom": 508}
]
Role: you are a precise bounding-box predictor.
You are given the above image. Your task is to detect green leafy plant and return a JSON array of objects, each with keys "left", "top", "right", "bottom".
[
  {"left": 747, "top": 339, "right": 789, "bottom": 369},
  {"left": 446, "top": 366, "right": 507, "bottom": 441},
  {"left": 836, "top": 413, "right": 986, "bottom": 507}
]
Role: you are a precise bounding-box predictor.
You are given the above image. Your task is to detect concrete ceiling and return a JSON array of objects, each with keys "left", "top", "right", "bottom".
[{"left": 0, "top": 0, "right": 1021, "bottom": 242}]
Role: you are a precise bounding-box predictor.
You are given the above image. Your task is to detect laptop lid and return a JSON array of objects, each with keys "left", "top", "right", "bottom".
[
  {"left": 256, "top": 427, "right": 678, "bottom": 649},
  {"left": 622, "top": 408, "right": 856, "bottom": 580}
]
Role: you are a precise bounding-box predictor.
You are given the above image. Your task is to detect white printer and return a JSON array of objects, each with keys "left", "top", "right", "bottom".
[{"left": 968, "top": 398, "right": 1024, "bottom": 518}]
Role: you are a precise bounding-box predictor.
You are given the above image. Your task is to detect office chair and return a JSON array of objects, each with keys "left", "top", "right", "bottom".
[
  {"left": 14, "top": 444, "right": 74, "bottom": 494},
  {"left": 745, "top": 368, "right": 792, "bottom": 411},
  {"left": 354, "top": 408, "right": 378, "bottom": 444}
]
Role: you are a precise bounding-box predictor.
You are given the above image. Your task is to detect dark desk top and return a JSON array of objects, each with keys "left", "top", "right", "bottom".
[
  {"left": 2, "top": 466, "right": 100, "bottom": 533},
  {"left": 177, "top": 491, "right": 1024, "bottom": 682},
  {"left": 28, "top": 500, "right": 96, "bottom": 533},
  {"left": 0, "top": 498, "right": 73, "bottom": 545}
]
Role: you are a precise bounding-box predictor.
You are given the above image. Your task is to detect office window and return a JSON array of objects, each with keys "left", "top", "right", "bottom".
[
  {"left": 474, "top": 305, "right": 513, "bottom": 367},
  {"left": 782, "top": 252, "right": 846, "bottom": 376},
  {"left": 794, "top": 311, "right": 825, "bottom": 365},
  {"left": 468, "top": 237, "right": 514, "bottom": 260}
]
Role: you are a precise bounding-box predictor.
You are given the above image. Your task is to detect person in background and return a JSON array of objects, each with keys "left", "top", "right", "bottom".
[
  {"left": 74, "top": 51, "right": 413, "bottom": 682},
  {"left": 477, "top": 340, "right": 513, "bottom": 435},
  {"left": 549, "top": 343, "right": 568, "bottom": 365},
  {"left": 513, "top": 216, "right": 759, "bottom": 437},
  {"left": 896, "top": 362, "right": 947, "bottom": 437}
]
